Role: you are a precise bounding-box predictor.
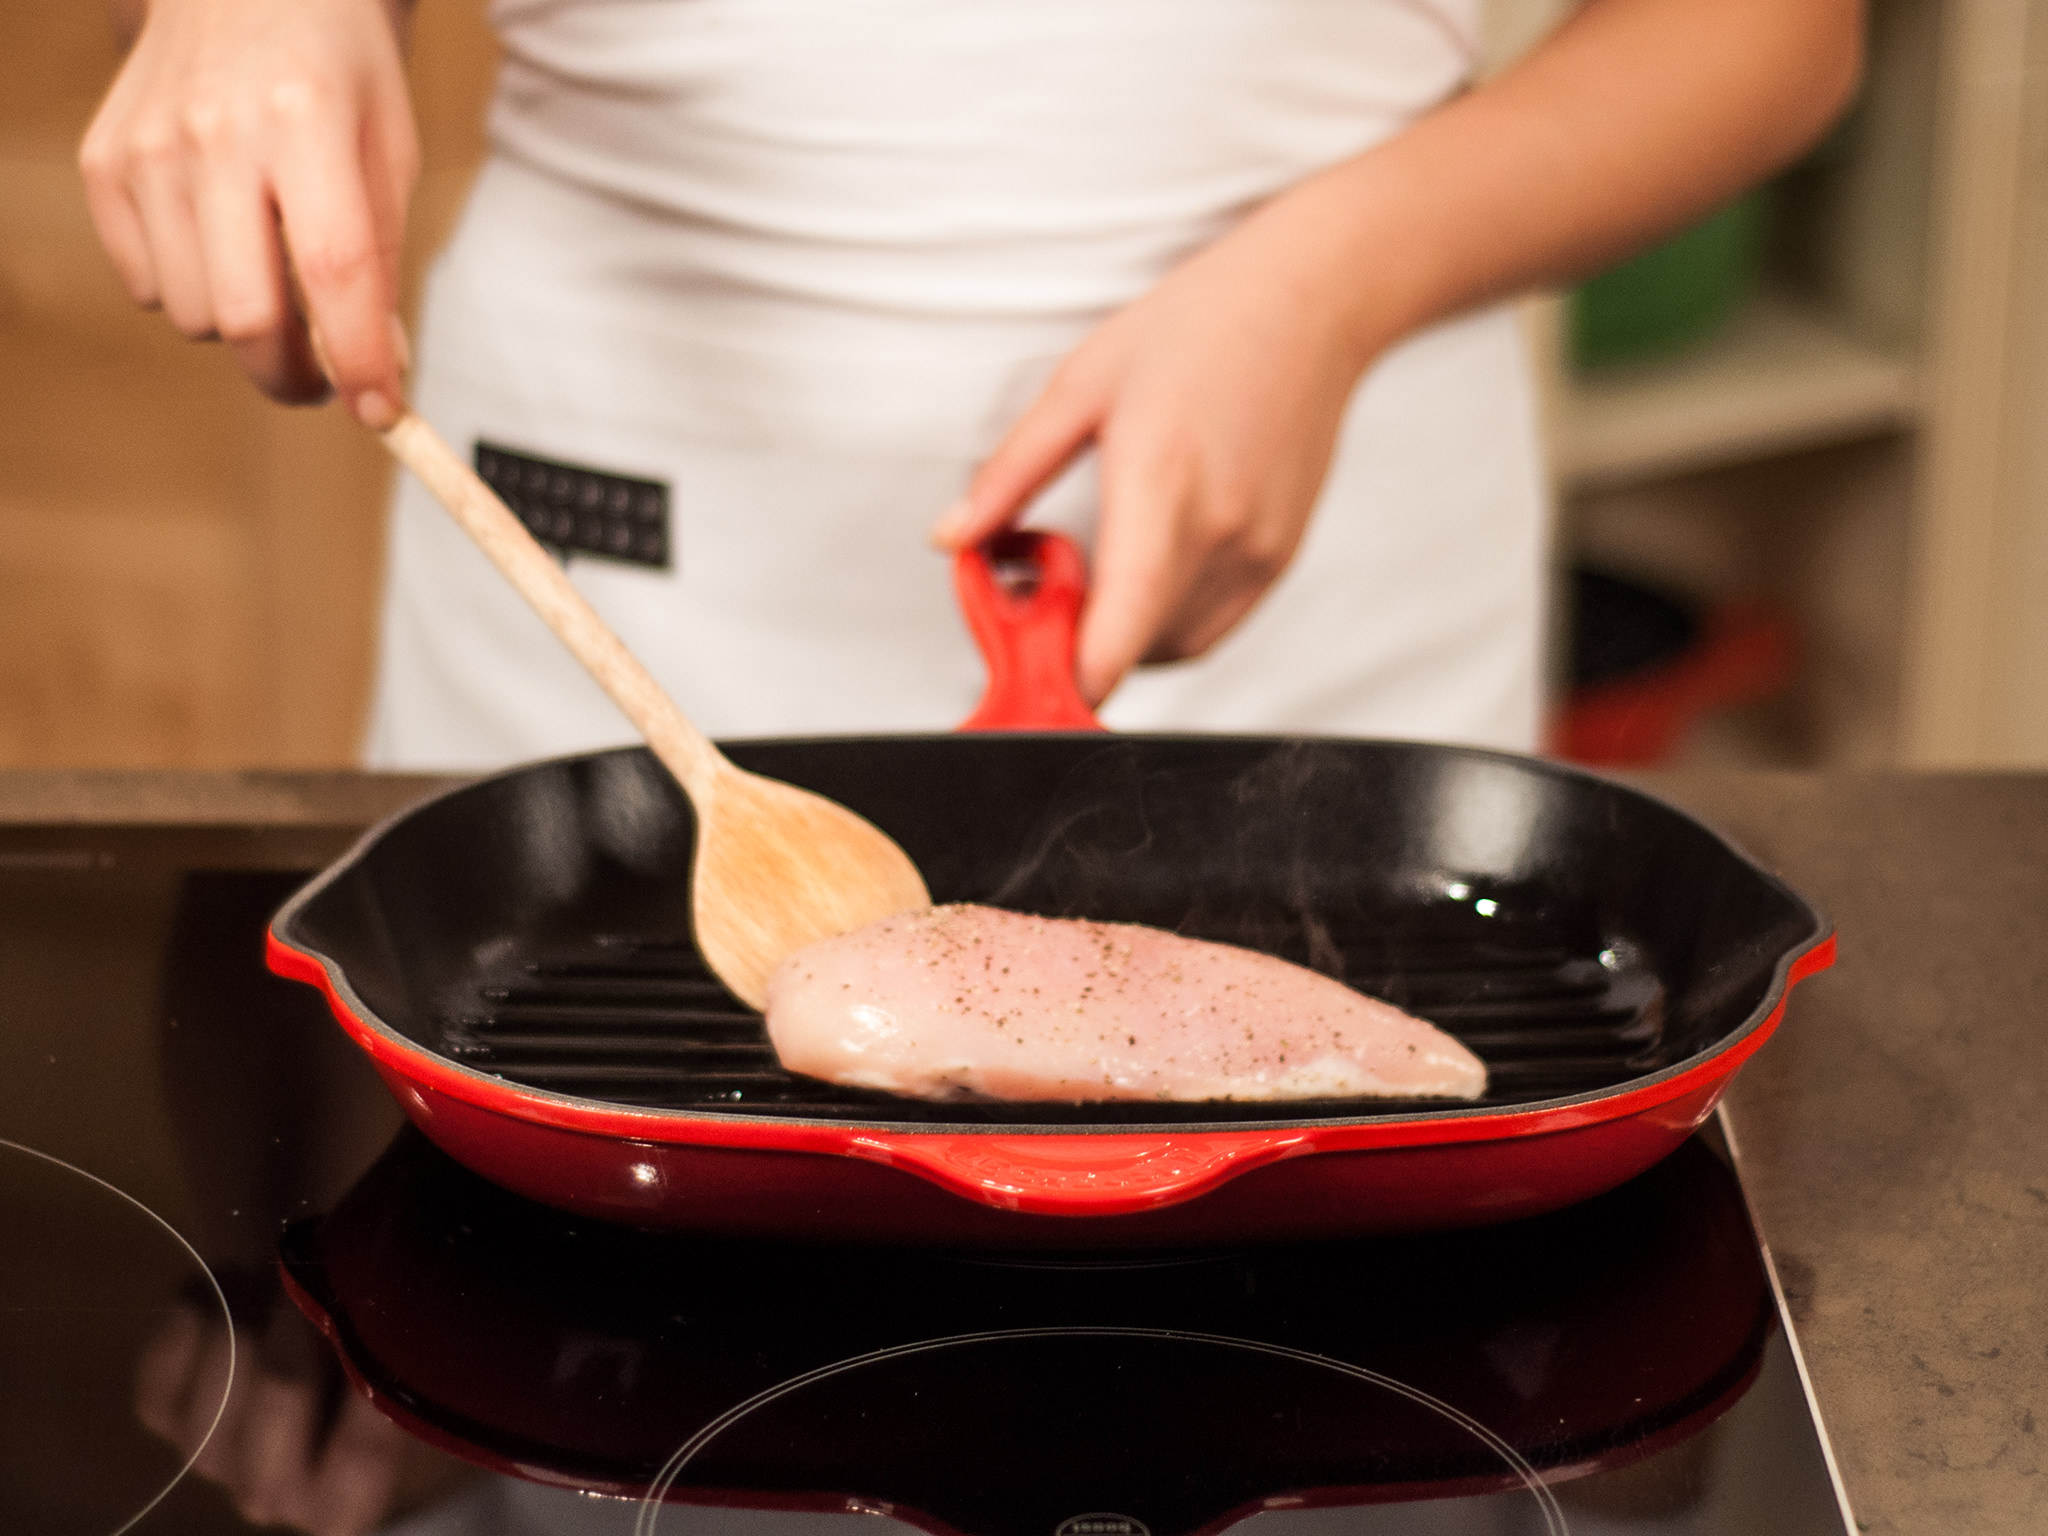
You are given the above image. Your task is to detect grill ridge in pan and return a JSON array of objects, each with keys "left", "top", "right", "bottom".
[
  {"left": 269, "top": 734, "right": 1830, "bottom": 1237},
  {"left": 441, "top": 918, "right": 1666, "bottom": 1123}
]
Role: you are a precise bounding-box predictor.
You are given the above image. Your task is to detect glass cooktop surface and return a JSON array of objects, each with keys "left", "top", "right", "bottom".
[{"left": 0, "top": 826, "right": 1852, "bottom": 1536}]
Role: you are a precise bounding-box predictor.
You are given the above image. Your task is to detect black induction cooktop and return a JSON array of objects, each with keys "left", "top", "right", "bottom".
[{"left": 0, "top": 826, "right": 1855, "bottom": 1535}]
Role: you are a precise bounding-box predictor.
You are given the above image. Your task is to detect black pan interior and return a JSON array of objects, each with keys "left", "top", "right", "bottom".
[{"left": 278, "top": 737, "right": 1824, "bottom": 1128}]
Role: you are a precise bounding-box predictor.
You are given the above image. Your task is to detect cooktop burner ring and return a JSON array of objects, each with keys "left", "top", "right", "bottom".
[
  {"left": 0, "top": 1136, "right": 235, "bottom": 1536},
  {"left": 935, "top": 1249, "right": 1243, "bottom": 1275},
  {"left": 632, "top": 1325, "right": 1568, "bottom": 1536}
]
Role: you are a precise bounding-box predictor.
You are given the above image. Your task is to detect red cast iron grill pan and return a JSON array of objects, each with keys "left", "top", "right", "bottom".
[{"left": 267, "top": 533, "right": 1834, "bottom": 1245}]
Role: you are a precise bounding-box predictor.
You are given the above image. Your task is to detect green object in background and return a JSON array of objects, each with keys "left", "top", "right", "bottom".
[{"left": 1569, "top": 191, "right": 1767, "bottom": 370}]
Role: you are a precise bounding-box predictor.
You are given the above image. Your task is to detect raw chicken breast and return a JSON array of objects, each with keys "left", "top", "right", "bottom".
[{"left": 764, "top": 903, "right": 1486, "bottom": 1102}]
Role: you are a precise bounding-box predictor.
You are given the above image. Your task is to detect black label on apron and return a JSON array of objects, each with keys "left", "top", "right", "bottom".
[{"left": 474, "top": 441, "right": 671, "bottom": 570}]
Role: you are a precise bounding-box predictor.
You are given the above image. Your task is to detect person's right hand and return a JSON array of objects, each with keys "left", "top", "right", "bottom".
[{"left": 79, "top": 0, "right": 417, "bottom": 427}]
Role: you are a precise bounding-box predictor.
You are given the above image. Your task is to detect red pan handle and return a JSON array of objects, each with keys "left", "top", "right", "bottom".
[{"left": 955, "top": 530, "right": 1106, "bottom": 732}]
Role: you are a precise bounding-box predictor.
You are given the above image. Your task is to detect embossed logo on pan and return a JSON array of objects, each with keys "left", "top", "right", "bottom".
[{"left": 1055, "top": 1516, "right": 1151, "bottom": 1536}]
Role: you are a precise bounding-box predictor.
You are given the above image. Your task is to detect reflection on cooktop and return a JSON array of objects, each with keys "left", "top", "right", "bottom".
[
  {"left": 635, "top": 1328, "right": 1562, "bottom": 1535},
  {"left": 280, "top": 1125, "right": 1847, "bottom": 1536},
  {"left": 0, "top": 1136, "right": 232, "bottom": 1535}
]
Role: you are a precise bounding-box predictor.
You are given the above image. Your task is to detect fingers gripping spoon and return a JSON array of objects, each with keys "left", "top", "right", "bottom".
[{"left": 378, "top": 413, "right": 931, "bottom": 1010}]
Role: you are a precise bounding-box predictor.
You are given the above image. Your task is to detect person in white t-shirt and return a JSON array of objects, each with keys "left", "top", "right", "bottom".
[{"left": 82, "top": 0, "right": 1860, "bottom": 768}]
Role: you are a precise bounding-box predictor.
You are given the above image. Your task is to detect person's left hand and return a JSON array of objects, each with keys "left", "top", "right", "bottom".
[{"left": 930, "top": 200, "right": 1375, "bottom": 707}]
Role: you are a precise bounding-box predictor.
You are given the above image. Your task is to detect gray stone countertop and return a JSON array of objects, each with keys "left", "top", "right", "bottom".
[
  {"left": 0, "top": 765, "right": 2040, "bottom": 1533},
  {"left": 1626, "top": 770, "right": 2047, "bottom": 1536}
]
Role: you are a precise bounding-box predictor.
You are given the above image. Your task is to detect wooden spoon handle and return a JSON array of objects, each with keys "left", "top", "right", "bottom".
[{"left": 380, "top": 412, "right": 726, "bottom": 799}]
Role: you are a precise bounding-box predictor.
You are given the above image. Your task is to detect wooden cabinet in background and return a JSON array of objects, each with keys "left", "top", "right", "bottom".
[{"left": 0, "top": 0, "right": 497, "bottom": 768}]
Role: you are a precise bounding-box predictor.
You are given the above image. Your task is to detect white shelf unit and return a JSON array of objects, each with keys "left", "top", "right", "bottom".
[
  {"left": 1553, "top": 292, "right": 1918, "bottom": 493},
  {"left": 1507, "top": 0, "right": 2048, "bottom": 768}
]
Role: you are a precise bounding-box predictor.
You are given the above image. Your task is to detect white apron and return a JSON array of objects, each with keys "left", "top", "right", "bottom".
[{"left": 364, "top": 0, "right": 1548, "bottom": 770}]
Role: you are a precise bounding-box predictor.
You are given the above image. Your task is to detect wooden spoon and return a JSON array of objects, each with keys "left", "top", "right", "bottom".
[{"left": 378, "top": 412, "right": 931, "bottom": 1010}]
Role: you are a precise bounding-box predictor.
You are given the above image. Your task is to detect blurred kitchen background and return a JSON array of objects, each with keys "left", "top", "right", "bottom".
[{"left": 5, "top": 0, "right": 2048, "bottom": 772}]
